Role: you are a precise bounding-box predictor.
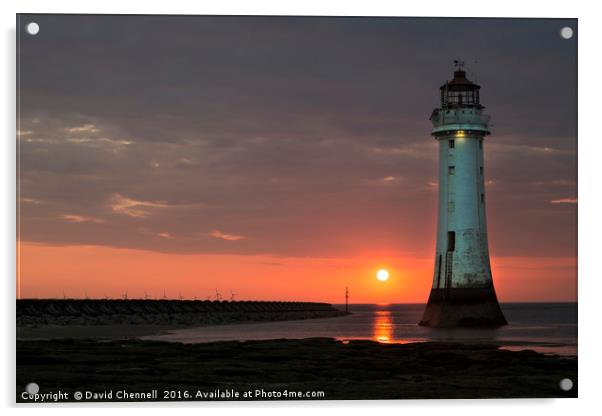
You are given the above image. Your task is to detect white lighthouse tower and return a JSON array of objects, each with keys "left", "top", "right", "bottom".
[{"left": 419, "top": 62, "right": 507, "bottom": 327}]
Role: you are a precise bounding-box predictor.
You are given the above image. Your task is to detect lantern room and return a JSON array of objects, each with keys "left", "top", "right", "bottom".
[{"left": 440, "top": 70, "right": 483, "bottom": 109}]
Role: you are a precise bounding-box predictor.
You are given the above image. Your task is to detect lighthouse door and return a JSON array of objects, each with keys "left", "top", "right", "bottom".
[{"left": 447, "top": 231, "right": 456, "bottom": 251}]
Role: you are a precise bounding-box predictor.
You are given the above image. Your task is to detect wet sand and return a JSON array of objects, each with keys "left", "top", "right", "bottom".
[
  {"left": 17, "top": 324, "right": 182, "bottom": 340},
  {"left": 17, "top": 338, "right": 577, "bottom": 401}
]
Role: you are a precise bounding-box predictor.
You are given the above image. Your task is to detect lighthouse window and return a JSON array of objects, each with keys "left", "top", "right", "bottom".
[
  {"left": 479, "top": 139, "right": 483, "bottom": 149},
  {"left": 481, "top": 193, "right": 485, "bottom": 203},
  {"left": 449, "top": 140, "right": 455, "bottom": 148},
  {"left": 448, "top": 166, "right": 455, "bottom": 175},
  {"left": 444, "top": 89, "right": 478, "bottom": 106},
  {"left": 480, "top": 166, "right": 483, "bottom": 175}
]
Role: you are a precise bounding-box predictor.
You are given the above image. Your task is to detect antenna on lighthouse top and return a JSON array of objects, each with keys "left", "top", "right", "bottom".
[{"left": 454, "top": 59, "right": 465, "bottom": 70}]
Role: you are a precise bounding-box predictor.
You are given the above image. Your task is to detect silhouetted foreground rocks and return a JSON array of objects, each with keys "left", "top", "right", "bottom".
[
  {"left": 17, "top": 299, "right": 346, "bottom": 326},
  {"left": 16, "top": 338, "right": 577, "bottom": 401}
]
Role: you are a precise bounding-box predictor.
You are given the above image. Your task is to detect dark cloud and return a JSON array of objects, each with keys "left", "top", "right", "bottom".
[{"left": 17, "top": 15, "right": 577, "bottom": 257}]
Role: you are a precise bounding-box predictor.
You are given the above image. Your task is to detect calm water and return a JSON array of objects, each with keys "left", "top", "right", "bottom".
[{"left": 143, "top": 303, "right": 577, "bottom": 356}]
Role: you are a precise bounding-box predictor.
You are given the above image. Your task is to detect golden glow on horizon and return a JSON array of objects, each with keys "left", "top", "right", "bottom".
[
  {"left": 16, "top": 242, "right": 577, "bottom": 303},
  {"left": 376, "top": 269, "right": 390, "bottom": 282}
]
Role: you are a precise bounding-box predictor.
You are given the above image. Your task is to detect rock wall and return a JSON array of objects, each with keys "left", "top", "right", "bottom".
[{"left": 17, "top": 299, "right": 347, "bottom": 326}]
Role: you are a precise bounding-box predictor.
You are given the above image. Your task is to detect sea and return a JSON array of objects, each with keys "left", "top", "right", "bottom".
[{"left": 143, "top": 303, "right": 577, "bottom": 356}]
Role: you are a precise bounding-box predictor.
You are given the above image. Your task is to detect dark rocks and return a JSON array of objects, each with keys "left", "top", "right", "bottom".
[
  {"left": 16, "top": 339, "right": 577, "bottom": 401},
  {"left": 16, "top": 299, "right": 348, "bottom": 327}
]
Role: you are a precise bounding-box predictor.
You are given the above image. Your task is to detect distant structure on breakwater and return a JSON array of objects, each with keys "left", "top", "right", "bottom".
[{"left": 16, "top": 299, "right": 347, "bottom": 327}]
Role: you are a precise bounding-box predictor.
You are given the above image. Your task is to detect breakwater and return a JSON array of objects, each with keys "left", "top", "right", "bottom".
[{"left": 17, "top": 299, "right": 347, "bottom": 326}]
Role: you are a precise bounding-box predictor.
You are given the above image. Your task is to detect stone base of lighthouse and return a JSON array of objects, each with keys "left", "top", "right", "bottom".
[{"left": 419, "top": 288, "right": 507, "bottom": 328}]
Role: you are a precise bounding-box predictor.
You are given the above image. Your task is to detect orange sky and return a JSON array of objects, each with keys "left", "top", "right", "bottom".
[{"left": 17, "top": 242, "right": 576, "bottom": 303}]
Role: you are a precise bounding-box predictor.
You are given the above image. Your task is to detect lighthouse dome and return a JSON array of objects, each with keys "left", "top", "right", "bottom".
[{"left": 440, "top": 70, "right": 482, "bottom": 108}]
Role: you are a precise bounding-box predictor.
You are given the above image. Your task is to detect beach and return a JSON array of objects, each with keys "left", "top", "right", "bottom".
[
  {"left": 16, "top": 301, "right": 577, "bottom": 401},
  {"left": 17, "top": 337, "right": 577, "bottom": 401}
]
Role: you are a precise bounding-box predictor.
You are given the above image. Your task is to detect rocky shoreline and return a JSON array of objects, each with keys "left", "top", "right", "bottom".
[
  {"left": 17, "top": 299, "right": 347, "bottom": 327},
  {"left": 17, "top": 338, "right": 577, "bottom": 401}
]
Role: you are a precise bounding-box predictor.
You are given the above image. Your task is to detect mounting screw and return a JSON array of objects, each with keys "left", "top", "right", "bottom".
[
  {"left": 560, "top": 27, "right": 573, "bottom": 40},
  {"left": 559, "top": 378, "right": 574, "bottom": 391},
  {"left": 26, "top": 22, "right": 40, "bottom": 36},
  {"left": 25, "top": 382, "right": 39, "bottom": 394}
]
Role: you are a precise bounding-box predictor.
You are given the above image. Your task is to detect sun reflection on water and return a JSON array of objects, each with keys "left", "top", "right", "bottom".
[{"left": 372, "top": 310, "right": 393, "bottom": 343}]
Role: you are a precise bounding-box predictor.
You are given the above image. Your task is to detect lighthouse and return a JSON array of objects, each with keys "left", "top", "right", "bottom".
[{"left": 419, "top": 62, "right": 507, "bottom": 327}]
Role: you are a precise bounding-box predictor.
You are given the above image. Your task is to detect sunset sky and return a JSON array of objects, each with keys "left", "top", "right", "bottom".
[{"left": 17, "top": 15, "right": 577, "bottom": 302}]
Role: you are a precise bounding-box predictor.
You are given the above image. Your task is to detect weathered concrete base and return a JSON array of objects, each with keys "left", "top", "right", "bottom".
[{"left": 419, "top": 288, "right": 507, "bottom": 328}]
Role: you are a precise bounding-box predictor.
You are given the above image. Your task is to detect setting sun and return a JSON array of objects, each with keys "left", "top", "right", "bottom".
[{"left": 376, "top": 269, "right": 390, "bottom": 282}]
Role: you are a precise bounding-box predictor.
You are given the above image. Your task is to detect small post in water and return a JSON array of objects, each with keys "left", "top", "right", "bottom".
[{"left": 345, "top": 286, "right": 349, "bottom": 313}]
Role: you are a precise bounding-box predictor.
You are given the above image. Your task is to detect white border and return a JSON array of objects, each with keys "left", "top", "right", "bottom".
[{"left": 2, "top": 1, "right": 600, "bottom": 415}]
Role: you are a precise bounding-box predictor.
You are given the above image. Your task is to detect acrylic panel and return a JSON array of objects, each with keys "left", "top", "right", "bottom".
[{"left": 16, "top": 14, "right": 577, "bottom": 402}]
